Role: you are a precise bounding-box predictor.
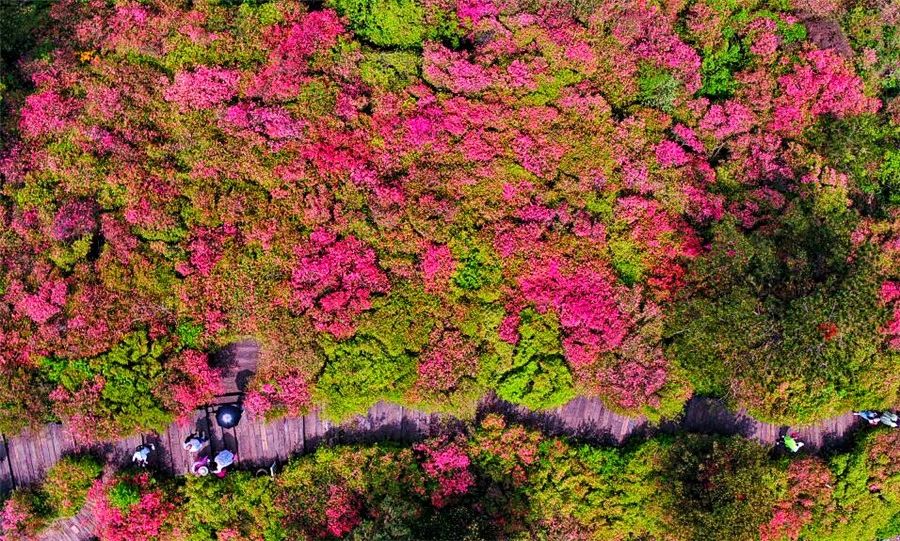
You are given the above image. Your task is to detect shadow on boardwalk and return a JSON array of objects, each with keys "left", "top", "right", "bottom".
[{"left": 0, "top": 341, "right": 868, "bottom": 540}]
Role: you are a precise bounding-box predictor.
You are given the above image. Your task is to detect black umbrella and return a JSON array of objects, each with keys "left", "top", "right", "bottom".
[{"left": 216, "top": 404, "right": 243, "bottom": 428}]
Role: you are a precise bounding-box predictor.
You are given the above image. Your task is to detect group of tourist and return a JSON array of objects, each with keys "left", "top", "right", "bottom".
[
  {"left": 184, "top": 432, "right": 236, "bottom": 478},
  {"left": 130, "top": 431, "right": 236, "bottom": 477},
  {"left": 853, "top": 410, "right": 899, "bottom": 427},
  {"left": 782, "top": 409, "right": 899, "bottom": 454}
]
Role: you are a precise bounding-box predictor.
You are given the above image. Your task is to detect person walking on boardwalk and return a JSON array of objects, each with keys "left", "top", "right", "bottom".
[
  {"left": 183, "top": 432, "right": 208, "bottom": 453},
  {"left": 783, "top": 433, "right": 804, "bottom": 453},
  {"left": 854, "top": 410, "right": 882, "bottom": 425},
  {"left": 211, "top": 449, "right": 236, "bottom": 478},
  {"left": 132, "top": 443, "right": 155, "bottom": 467},
  {"left": 880, "top": 411, "right": 898, "bottom": 428}
]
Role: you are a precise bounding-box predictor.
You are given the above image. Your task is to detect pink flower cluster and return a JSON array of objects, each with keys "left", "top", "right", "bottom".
[
  {"left": 11, "top": 280, "right": 67, "bottom": 324},
  {"left": 290, "top": 230, "right": 390, "bottom": 339},
  {"left": 760, "top": 458, "right": 833, "bottom": 541},
  {"left": 19, "top": 91, "right": 74, "bottom": 138},
  {"left": 747, "top": 18, "right": 780, "bottom": 59},
  {"left": 773, "top": 49, "right": 880, "bottom": 136},
  {"left": 52, "top": 200, "right": 98, "bottom": 241},
  {"left": 415, "top": 439, "right": 475, "bottom": 508},
  {"left": 519, "top": 261, "right": 628, "bottom": 367},
  {"left": 168, "top": 350, "right": 222, "bottom": 419},
  {"left": 223, "top": 103, "right": 306, "bottom": 141},
  {"left": 589, "top": 352, "right": 670, "bottom": 409},
  {"left": 423, "top": 44, "right": 494, "bottom": 94},
  {"left": 612, "top": 2, "right": 702, "bottom": 93},
  {"left": 417, "top": 329, "right": 477, "bottom": 392},
  {"left": 0, "top": 498, "right": 32, "bottom": 541},
  {"left": 245, "top": 371, "right": 311, "bottom": 416},
  {"left": 324, "top": 484, "right": 362, "bottom": 538},
  {"left": 882, "top": 281, "right": 900, "bottom": 350},
  {"left": 251, "top": 10, "right": 345, "bottom": 100},
  {"left": 164, "top": 67, "right": 240, "bottom": 111},
  {"left": 420, "top": 243, "right": 456, "bottom": 294},
  {"left": 49, "top": 376, "right": 117, "bottom": 442},
  {"left": 700, "top": 100, "right": 754, "bottom": 140},
  {"left": 655, "top": 140, "right": 690, "bottom": 168}
]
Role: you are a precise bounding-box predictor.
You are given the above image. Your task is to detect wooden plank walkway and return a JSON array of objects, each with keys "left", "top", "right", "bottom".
[{"left": 0, "top": 340, "right": 871, "bottom": 540}]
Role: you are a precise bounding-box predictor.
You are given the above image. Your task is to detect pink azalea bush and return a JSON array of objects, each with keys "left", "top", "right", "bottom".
[
  {"left": 88, "top": 473, "right": 173, "bottom": 541},
  {"left": 519, "top": 261, "right": 628, "bottom": 367},
  {"left": 416, "top": 329, "right": 477, "bottom": 392},
  {"left": 164, "top": 67, "right": 240, "bottom": 111},
  {"left": 415, "top": 437, "right": 475, "bottom": 507},
  {"left": 289, "top": 230, "right": 390, "bottom": 339}
]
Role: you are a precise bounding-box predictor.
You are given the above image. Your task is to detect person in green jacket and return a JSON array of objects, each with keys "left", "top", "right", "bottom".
[{"left": 783, "top": 433, "right": 804, "bottom": 453}]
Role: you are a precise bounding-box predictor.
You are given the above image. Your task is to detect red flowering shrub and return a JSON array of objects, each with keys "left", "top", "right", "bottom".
[
  {"left": 164, "top": 67, "right": 240, "bottom": 111},
  {"left": 416, "top": 328, "right": 477, "bottom": 392},
  {"left": 760, "top": 458, "right": 834, "bottom": 541},
  {"left": 519, "top": 261, "right": 628, "bottom": 367},
  {"left": 773, "top": 49, "right": 880, "bottom": 136},
  {"left": 289, "top": 230, "right": 391, "bottom": 339},
  {"left": 415, "top": 437, "right": 475, "bottom": 507},
  {"left": 470, "top": 414, "right": 541, "bottom": 485},
  {"left": 0, "top": 491, "right": 49, "bottom": 541},
  {"left": 245, "top": 369, "right": 312, "bottom": 417},
  {"left": 89, "top": 473, "right": 174, "bottom": 541},
  {"left": 324, "top": 484, "right": 362, "bottom": 538},
  {"left": 165, "top": 350, "right": 223, "bottom": 420}
]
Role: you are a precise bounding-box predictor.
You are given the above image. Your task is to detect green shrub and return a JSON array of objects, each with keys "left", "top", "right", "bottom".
[
  {"left": 42, "top": 330, "right": 177, "bottom": 438},
  {"left": 668, "top": 203, "right": 899, "bottom": 424},
  {"left": 327, "top": 0, "right": 461, "bottom": 49},
  {"left": 659, "top": 434, "right": 785, "bottom": 541},
  {"left": 179, "top": 472, "right": 285, "bottom": 541},
  {"left": 491, "top": 309, "right": 575, "bottom": 410},
  {"left": 43, "top": 455, "right": 103, "bottom": 518},
  {"left": 107, "top": 479, "right": 142, "bottom": 512},
  {"left": 315, "top": 335, "right": 417, "bottom": 420}
]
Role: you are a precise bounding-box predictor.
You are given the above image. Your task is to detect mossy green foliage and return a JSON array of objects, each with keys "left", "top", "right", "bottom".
[
  {"left": 327, "top": 0, "right": 461, "bottom": 49},
  {"left": 360, "top": 50, "right": 420, "bottom": 90},
  {"left": 316, "top": 335, "right": 417, "bottom": 420},
  {"left": 805, "top": 114, "right": 900, "bottom": 205},
  {"left": 43, "top": 454, "right": 103, "bottom": 518},
  {"left": 107, "top": 477, "right": 143, "bottom": 512},
  {"left": 660, "top": 434, "right": 784, "bottom": 540},
  {"left": 41, "top": 330, "right": 176, "bottom": 434},
  {"left": 490, "top": 309, "right": 575, "bottom": 410},
  {"left": 801, "top": 430, "right": 900, "bottom": 541},
  {"left": 179, "top": 472, "right": 285, "bottom": 541},
  {"left": 637, "top": 63, "right": 681, "bottom": 112},
  {"left": 314, "top": 286, "right": 441, "bottom": 420},
  {"left": 0, "top": 363, "right": 55, "bottom": 435}
]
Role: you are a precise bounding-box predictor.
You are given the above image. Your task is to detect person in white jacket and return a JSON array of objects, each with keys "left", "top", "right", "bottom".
[
  {"left": 880, "top": 411, "right": 898, "bottom": 428},
  {"left": 183, "top": 432, "right": 208, "bottom": 453},
  {"left": 212, "top": 449, "right": 235, "bottom": 478},
  {"left": 132, "top": 443, "right": 155, "bottom": 467}
]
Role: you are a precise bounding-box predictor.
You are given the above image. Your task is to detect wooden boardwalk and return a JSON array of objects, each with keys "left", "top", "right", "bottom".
[{"left": 0, "top": 340, "right": 872, "bottom": 540}]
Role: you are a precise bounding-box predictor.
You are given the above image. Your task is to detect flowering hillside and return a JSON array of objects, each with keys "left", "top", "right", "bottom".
[{"left": 0, "top": 0, "right": 898, "bottom": 439}]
